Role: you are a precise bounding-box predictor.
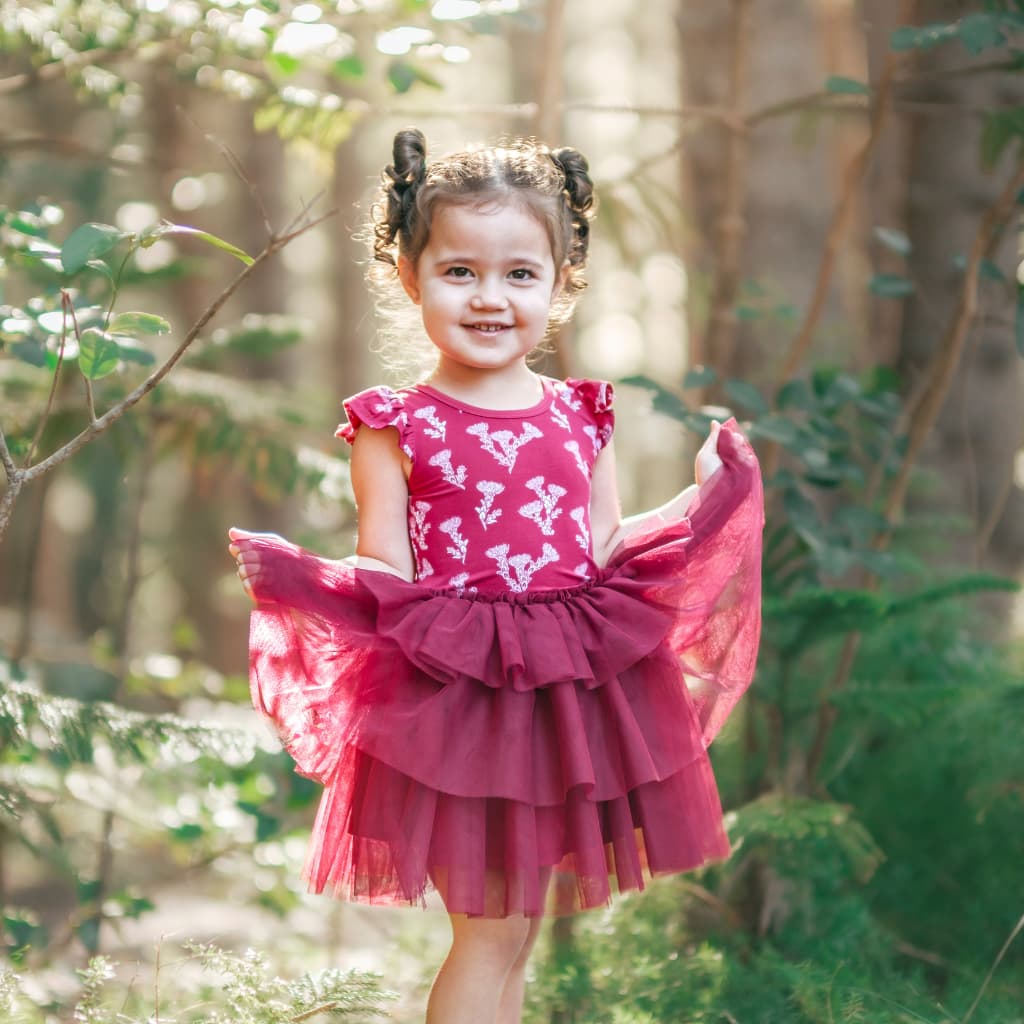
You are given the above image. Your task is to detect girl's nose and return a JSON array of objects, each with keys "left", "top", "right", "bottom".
[{"left": 470, "top": 279, "right": 508, "bottom": 309}]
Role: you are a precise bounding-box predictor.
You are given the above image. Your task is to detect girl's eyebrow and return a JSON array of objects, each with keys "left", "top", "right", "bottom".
[{"left": 431, "top": 253, "right": 548, "bottom": 269}]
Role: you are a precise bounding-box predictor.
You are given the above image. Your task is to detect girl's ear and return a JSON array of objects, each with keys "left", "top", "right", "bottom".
[
  {"left": 397, "top": 255, "right": 422, "bottom": 305},
  {"left": 551, "top": 259, "right": 571, "bottom": 298}
]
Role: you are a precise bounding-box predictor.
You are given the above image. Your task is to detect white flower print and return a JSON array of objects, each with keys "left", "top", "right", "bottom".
[
  {"left": 518, "top": 476, "right": 567, "bottom": 536},
  {"left": 583, "top": 424, "right": 602, "bottom": 456},
  {"left": 564, "top": 439, "right": 589, "bottom": 479},
  {"left": 555, "top": 383, "right": 582, "bottom": 413},
  {"left": 570, "top": 506, "right": 590, "bottom": 552},
  {"left": 439, "top": 516, "right": 469, "bottom": 564},
  {"left": 449, "top": 572, "right": 477, "bottom": 597},
  {"left": 428, "top": 449, "right": 468, "bottom": 489},
  {"left": 574, "top": 562, "right": 591, "bottom": 580},
  {"left": 413, "top": 404, "right": 447, "bottom": 441},
  {"left": 415, "top": 554, "right": 434, "bottom": 580},
  {"left": 550, "top": 402, "right": 571, "bottom": 432},
  {"left": 475, "top": 480, "right": 505, "bottom": 529},
  {"left": 364, "top": 388, "right": 413, "bottom": 459},
  {"left": 466, "top": 421, "right": 542, "bottom": 472},
  {"left": 409, "top": 500, "right": 432, "bottom": 551},
  {"left": 486, "top": 542, "right": 560, "bottom": 594}
]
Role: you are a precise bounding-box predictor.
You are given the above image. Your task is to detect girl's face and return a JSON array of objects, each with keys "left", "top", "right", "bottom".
[{"left": 398, "top": 201, "right": 568, "bottom": 379}]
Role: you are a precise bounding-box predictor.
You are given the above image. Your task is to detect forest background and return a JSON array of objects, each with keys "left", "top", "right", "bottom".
[{"left": 1, "top": 1, "right": 1023, "bottom": 1022}]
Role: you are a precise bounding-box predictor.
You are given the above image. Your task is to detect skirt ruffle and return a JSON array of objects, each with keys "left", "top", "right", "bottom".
[{"left": 245, "top": 420, "right": 763, "bottom": 917}]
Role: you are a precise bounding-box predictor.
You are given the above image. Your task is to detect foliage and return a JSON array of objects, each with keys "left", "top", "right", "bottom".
[
  {"left": 0, "top": 0, "right": 527, "bottom": 151},
  {"left": 3, "top": 2, "right": 1024, "bottom": 1022},
  {"left": 0, "top": 941, "right": 395, "bottom": 1022}
]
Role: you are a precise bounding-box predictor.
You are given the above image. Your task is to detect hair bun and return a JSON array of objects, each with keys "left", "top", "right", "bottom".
[
  {"left": 389, "top": 128, "right": 427, "bottom": 188},
  {"left": 550, "top": 146, "right": 594, "bottom": 216}
]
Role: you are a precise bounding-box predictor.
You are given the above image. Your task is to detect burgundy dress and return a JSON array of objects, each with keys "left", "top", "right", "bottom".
[{"left": 243, "top": 376, "right": 763, "bottom": 918}]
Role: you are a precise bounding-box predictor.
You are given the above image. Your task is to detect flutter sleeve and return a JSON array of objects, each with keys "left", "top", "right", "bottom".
[
  {"left": 336, "top": 385, "right": 414, "bottom": 461},
  {"left": 564, "top": 377, "right": 615, "bottom": 450}
]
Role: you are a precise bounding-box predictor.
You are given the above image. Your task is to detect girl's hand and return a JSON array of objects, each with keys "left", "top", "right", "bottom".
[
  {"left": 228, "top": 527, "right": 278, "bottom": 603},
  {"left": 695, "top": 420, "right": 724, "bottom": 486}
]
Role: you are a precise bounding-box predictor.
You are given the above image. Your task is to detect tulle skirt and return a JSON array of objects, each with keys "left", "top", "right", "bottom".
[{"left": 245, "top": 422, "right": 763, "bottom": 917}]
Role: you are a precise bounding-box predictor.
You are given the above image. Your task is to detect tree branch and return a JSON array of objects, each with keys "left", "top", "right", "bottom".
[
  {"left": 703, "top": 0, "right": 753, "bottom": 381},
  {"left": 0, "top": 203, "right": 336, "bottom": 545},
  {"left": 773, "top": 0, "right": 918, "bottom": 387},
  {"left": 804, "top": 156, "right": 1024, "bottom": 783},
  {"left": 21, "top": 207, "right": 334, "bottom": 485}
]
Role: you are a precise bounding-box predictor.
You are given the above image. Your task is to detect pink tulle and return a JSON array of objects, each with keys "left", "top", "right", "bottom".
[{"left": 245, "top": 419, "right": 763, "bottom": 917}]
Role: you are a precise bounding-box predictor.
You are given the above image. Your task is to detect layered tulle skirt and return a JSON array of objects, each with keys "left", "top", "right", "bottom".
[{"left": 245, "top": 422, "right": 763, "bottom": 917}]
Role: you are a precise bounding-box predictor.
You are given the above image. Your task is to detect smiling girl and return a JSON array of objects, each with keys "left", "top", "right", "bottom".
[{"left": 229, "top": 128, "right": 764, "bottom": 1024}]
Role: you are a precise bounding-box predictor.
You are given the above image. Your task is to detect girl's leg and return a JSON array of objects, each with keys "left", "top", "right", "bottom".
[
  {"left": 425, "top": 912, "right": 532, "bottom": 1024},
  {"left": 495, "top": 866, "right": 553, "bottom": 1024},
  {"left": 494, "top": 914, "right": 544, "bottom": 1024}
]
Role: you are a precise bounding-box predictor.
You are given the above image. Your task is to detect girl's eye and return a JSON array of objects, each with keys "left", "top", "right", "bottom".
[
  {"left": 446, "top": 266, "right": 472, "bottom": 278},
  {"left": 509, "top": 268, "right": 535, "bottom": 281}
]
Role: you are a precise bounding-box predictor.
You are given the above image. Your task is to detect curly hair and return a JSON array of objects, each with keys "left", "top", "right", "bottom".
[{"left": 367, "top": 127, "right": 597, "bottom": 345}]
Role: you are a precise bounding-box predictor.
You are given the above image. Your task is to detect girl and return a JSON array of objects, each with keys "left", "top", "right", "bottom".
[{"left": 229, "top": 128, "right": 763, "bottom": 1024}]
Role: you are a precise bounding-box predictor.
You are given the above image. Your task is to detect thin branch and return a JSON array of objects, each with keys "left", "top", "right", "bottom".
[
  {"left": 20, "top": 205, "right": 335, "bottom": 486},
  {"left": 962, "top": 910, "right": 1024, "bottom": 1024},
  {"left": 774, "top": 0, "right": 918, "bottom": 387},
  {"left": 24, "top": 296, "right": 70, "bottom": 467},
  {"left": 882, "top": 161, "right": 1024, "bottom": 528},
  {"left": 803, "top": 156, "right": 1024, "bottom": 783},
  {"left": 179, "top": 107, "right": 274, "bottom": 238},
  {"left": 0, "top": 202, "right": 336, "bottom": 547},
  {"left": 703, "top": 0, "right": 754, "bottom": 380},
  {"left": 0, "top": 423, "right": 18, "bottom": 482},
  {"left": 975, "top": 457, "right": 1018, "bottom": 564}
]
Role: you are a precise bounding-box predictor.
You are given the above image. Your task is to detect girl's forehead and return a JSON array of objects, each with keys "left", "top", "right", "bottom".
[{"left": 428, "top": 200, "right": 554, "bottom": 252}]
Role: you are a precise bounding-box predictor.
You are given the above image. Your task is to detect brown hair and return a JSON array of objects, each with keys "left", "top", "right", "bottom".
[{"left": 369, "top": 127, "right": 596, "bottom": 331}]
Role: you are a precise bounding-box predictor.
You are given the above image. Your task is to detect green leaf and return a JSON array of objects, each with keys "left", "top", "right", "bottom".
[
  {"left": 825, "top": 75, "right": 869, "bottom": 95},
  {"left": 78, "top": 328, "right": 121, "bottom": 379},
  {"left": 268, "top": 52, "right": 300, "bottom": 76},
  {"left": 957, "top": 13, "right": 1006, "bottom": 55},
  {"left": 109, "top": 311, "right": 171, "bottom": 336},
  {"left": 683, "top": 365, "right": 717, "bottom": 389},
  {"left": 387, "top": 60, "right": 442, "bottom": 93},
  {"left": 724, "top": 378, "right": 769, "bottom": 415},
  {"left": 1016, "top": 284, "right": 1024, "bottom": 358},
  {"left": 156, "top": 224, "right": 254, "bottom": 265},
  {"left": 621, "top": 374, "right": 689, "bottom": 422},
  {"left": 748, "top": 414, "right": 800, "bottom": 447},
  {"left": 980, "top": 107, "right": 1024, "bottom": 170},
  {"left": 873, "top": 226, "right": 911, "bottom": 256},
  {"left": 869, "top": 273, "right": 915, "bottom": 298},
  {"left": 735, "top": 304, "right": 762, "bottom": 321},
  {"left": 776, "top": 378, "right": 815, "bottom": 411},
  {"left": 332, "top": 55, "right": 365, "bottom": 79},
  {"left": 890, "top": 22, "right": 959, "bottom": 52},
  {"left": 61, "top": 223, "right": 127, "bottom": 274}
]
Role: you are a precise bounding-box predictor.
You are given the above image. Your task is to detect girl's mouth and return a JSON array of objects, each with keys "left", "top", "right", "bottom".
[{"left": 465, "top": 323, "right": 510, "bottom": 333}]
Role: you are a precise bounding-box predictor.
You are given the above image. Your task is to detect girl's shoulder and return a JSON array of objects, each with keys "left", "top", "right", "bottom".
[
  {"left": 555, "top": 376, "right": 615, "bottom": 415},
  {"left": 335, "top": 384, "right": 420, "bottom": 459}
]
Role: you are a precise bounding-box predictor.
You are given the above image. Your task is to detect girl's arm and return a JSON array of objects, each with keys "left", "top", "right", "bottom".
[
  {"left": 349, "top": 424, "right": 416, "bottom": 581},
  {"left": 228, "top": 424, "right": 413, "bottom": 596},
  {"left": 589, "top": 423, "right": 723, "bottom": 567}
]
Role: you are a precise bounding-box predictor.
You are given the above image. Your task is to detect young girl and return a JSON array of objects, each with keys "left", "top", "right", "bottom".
[{"left": 229, "top": 128, "right": 763, "bottom": 1024}]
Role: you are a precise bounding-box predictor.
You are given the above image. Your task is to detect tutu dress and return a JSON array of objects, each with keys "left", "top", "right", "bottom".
[{"left": 243, "top": 376, "right": 763, "bottom": 918}]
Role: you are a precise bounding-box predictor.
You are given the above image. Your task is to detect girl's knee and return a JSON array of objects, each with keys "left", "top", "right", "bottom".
[{"left": 450, "top": 914, "right": 533, "bottom": 966}]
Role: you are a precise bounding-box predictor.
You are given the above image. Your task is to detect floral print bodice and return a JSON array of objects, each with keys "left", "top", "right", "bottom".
[{"left": 338, "top": 377, "right": 614, "bottom": 595}]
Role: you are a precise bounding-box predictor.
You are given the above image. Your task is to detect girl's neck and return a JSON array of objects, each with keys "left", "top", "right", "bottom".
[{"left": 423, "top": 360, "right": 545, "bottom": 411}]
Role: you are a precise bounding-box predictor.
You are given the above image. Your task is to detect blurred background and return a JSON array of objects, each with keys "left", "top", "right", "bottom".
[{"left": 1, "top": 1, "right": 1023, "bottom": 1021}]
